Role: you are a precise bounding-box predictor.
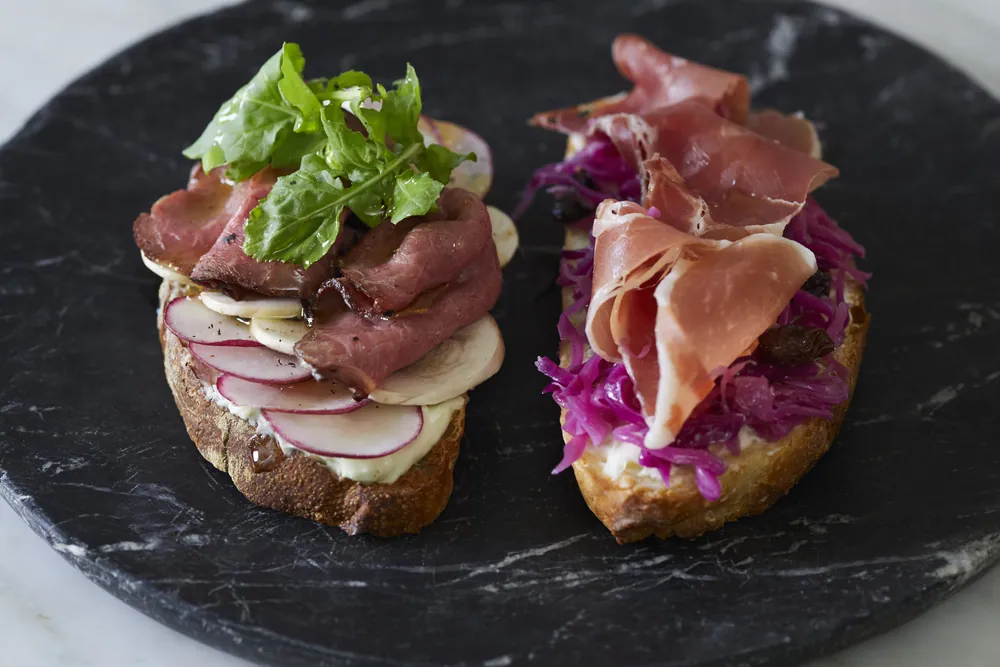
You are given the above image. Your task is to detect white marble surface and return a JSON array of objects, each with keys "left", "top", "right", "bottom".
[{"left": 1, "top": 1, "right": 1000, "bottom": 665}]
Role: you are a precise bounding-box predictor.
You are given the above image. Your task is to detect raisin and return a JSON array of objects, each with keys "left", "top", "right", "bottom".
[
  {"left": 802, "top": 270, "right": 832, "bottom": 297},
  {"left": 756, "top": 325, "right": 835, "bottom": 366},
  {"left": 574, "top": 170, "right": 596, "bottom": 190},
  {"left": 552, "top": 196, "right": 592, "bottom": 223}
]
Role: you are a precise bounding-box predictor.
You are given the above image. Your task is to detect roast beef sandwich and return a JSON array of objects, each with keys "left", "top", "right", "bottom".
[{"left": 134, "top": 44, "right": 516, "bottom": 536}]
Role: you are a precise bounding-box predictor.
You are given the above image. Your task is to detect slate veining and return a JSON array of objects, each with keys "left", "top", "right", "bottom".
[{"left": 1, "top": 1, "right": 1000, "bottom": 666}]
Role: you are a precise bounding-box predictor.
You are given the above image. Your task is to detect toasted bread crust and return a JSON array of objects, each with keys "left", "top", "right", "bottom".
[
  {"left": 157, "top": 282, "right": 464, "bottom": 537},
  {"left": 559, "top": 229, "right": 870, "bottom": 543}
]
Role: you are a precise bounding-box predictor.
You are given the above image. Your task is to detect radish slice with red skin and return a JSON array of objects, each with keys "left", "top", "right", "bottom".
[
  {"left": 421, "top": 117, "right": 493, "bottom": 198},
  {"left": 189, "top": 343, "right": 311, "bottom": 385},
  {"left": 263, "top": 404, "right": 423, "bottom": 459},
  {"left": 165, "top": 297, "right": 260, "bottom": 347},
  {"left": 439, "top": 120, "right": 493, "bottom": 197},
  {"left": 418, "top": 115, "right": 443, "bottom": 144},
  {"left": 216, "top": 375, "right": 366, "bottom": 414}
]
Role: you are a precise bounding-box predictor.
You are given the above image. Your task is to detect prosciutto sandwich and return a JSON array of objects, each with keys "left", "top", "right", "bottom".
[
  {"left": 521, "top": 35, "right": 870, "bottom": 542},
  {"left": 134, "top": 44, "right": 515, "bottom": 536}
]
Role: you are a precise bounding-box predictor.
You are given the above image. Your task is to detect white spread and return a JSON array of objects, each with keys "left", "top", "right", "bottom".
[
  {"left": 202, "top": 379, "right": 464, "bottom": 485},
  {"left": 594, "top": 426, "right": 765, "bottom": 488}
]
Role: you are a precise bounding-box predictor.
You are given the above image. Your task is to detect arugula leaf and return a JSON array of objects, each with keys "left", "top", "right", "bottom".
[
  {"left": 243, "top": 154, "right": 347, "bottom": 267},
  {"left": 183, "top": 44, "right": 322, "bottom": 179},
  {"left": 422, "top": 143, "right": 475, "bottom": 184},
  {"left": 270, "top": 130, "right": 326, "bottom": 170},
  {"left": 391, "top": 170, "right": 445, "bottom": 223},
  {"left": 317, "top": 70, "right": 373, "bottom": 100},
  {"left": 277, "top": 44, "right": 322, "bottom": 133},
  {"left": 380, "top": 64, "right": 423, "bottom": 146},
  {"left": 184, "top": 45, "right": 477, "bottom": 267},
  {"left": 245, "top": 139, "right": 425, "bottom": 265},
  {"left": 320, "top": 106, "right": 389, "bottom": 182}
]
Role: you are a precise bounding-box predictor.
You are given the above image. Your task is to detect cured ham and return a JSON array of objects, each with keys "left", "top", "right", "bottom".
[
  {"left": 531, "top": 34, "right": 750, "bottom": 134},
  {"left": 337, "top": 188, "right": 492, "bottom": 316},
  {"left": 586, "top": 200, "right": 817, "bottom": 448},
  {"left": 639, "top": 102, "right": 838, "bottom": 236},
  {"left": 593, "top": 103, "right": 837, "bottom": 237},
  {"left": 747, "top": 110, "right": 822, "bottom": 158},
  {"left": 296, "top": 243, "right": 502, "bottom": 393},
  {"left": 527, "top": 35, "right": 835, "bottom": 238},
  {"left": 586, "top": 200, "right": 714, "bottom": 360}
]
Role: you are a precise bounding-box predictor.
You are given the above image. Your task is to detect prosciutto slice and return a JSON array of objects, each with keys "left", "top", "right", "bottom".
[
  {"left": 133, "top": 166, "right": 239, "bottom": 275},
  {"left": 594, "top": 103, "right": 837, "bottom": 237},
  {"left": 586, "top": 200, "right": 714, "bottom": 360},
  {"left": 531, "top": 34, "right": 750, "bottom": 134},
  {"left": 747, "top": 110, "right": 822, "bottom": 158},
  {"left": 296, "top": 243, "right": 502, "bottom": 393},
  {"left": 527, "top": 33, "right": 833, "bottom": 238},
  {"left": 189, "top": 169, "right": 336, "bottom": 298},
  {"left": 587, "top": 200, "right": 817, "bottom": 448},
  {"left": 336, "top": 188, "right": 492, "bottom": 316}
]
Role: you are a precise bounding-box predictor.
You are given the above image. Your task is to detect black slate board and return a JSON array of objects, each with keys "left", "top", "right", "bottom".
[{"left": 2, "top": 1, "right": 1000, "bottom": 665}]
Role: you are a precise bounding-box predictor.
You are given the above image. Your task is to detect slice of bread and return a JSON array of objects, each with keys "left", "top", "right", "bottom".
[
  {"left": 559, "top": 228, "right": 870, "bottom": 544},
  {"left": 156, "top": 281, "right": 464, "bottom": 536}
]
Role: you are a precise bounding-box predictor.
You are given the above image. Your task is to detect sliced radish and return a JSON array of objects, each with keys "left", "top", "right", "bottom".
[
  {"left": 249, "top": 317, "right": 309, "bottom": 355},
  {"left": 216, "top": 375, "right": 365, "bottom": 414},
  {"left": 164, "top": 297, "right": 260, "bottom": 347},
  {"left": 439, "top": 120, "right": 493, "bottom": 197},
  {"left": 418, "top": 115, "right": 443, "bottom": 144},
  {"left": 264, "top": 403, "right": 423, "bottom": 459},
  {"left": 487, "top": 206, "right": 519, "bottom": 268},
  {"left": 141, "top": 252, "right": 192, "bottom": 285},
  {"left": 421, "top": 117, "right": 492, "bottom": 198},
  {"left": 189, "top": 343, "right": 311, "bottom": 384},
  {"left": 200, "top": 291, "right": 302, "bottom": 319},
  {"left": 370, "top": 315, "right": 504, "bottom": 405}
]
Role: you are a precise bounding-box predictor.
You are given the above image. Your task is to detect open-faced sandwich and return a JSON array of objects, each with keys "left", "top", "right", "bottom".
[
  {"left": 134, "top": 44, "right": 516, "bottom": 536},
  {"left": 520, "top": 35, "right": 870, "bottom": 543}
]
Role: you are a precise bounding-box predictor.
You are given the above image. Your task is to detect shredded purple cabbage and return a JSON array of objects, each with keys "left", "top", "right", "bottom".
[
  {"left": 530, "top": 138, "right": 868, "bottom": 501},
  {"left": 513, "top": 135, "right": 639, "bottom": 220}
]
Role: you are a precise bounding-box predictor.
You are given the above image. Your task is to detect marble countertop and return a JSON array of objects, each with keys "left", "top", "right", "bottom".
[{"left": 1, "top": 1, "right": 999, "bottom": 665}]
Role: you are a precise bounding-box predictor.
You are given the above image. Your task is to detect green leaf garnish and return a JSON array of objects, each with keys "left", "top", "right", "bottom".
[
  {"left": 183, "top": 43, "right": 471, "bottom": 268},
  {"left": 380, "top": 64, "right": 423, "bottom": 146},
  {"left": 391, "top": 170, "right": 445, "bottom": 224},
  {"left": 183, "top": 44, "right": 323, "bottom": 180},
  {"left": 277, "top": 44, "right": 322, "bottom": 133},
  {"left": 243, "top": 154, "right": 346, "bottom": 268}
]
